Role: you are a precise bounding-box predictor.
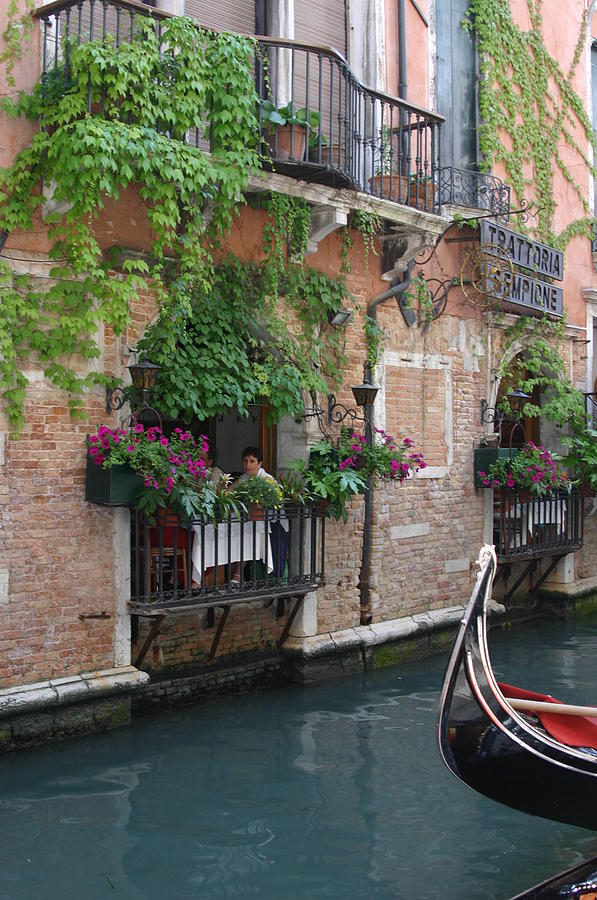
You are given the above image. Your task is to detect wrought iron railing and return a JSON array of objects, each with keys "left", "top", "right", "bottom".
[
  {"left": 129, "top": 504, "right": 325, "bottom": 610},
  {"left": 584, "top": 392, "right": 597, "bottom": 423},
  {"left": 493, "top": 488, "right": 583, "bottom": 561},
  {"left": 438, "top": 166, "right": 511, "bottom": 219},
  {"left": 34, "top": 0, "right": 444, "bottom": 212}
]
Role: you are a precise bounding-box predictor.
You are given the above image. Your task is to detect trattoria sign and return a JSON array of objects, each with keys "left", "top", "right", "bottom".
[{"left": 479, "top": 220, "right": 564, "bottom": 318}]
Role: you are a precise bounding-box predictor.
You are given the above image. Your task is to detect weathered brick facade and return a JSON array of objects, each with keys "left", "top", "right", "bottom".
[{"left": 1, "top": 0, "right": 597, "bottom": 748}]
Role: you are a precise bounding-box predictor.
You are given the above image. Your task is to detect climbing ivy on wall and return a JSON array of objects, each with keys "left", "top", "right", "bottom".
[
  {"left": 497, "top": 315, "right": 586, "bottom": 426},
  {"left": 0, "top": 16, "right": 260, "bottom": 431},
  {"left": 0, "top": 13, "right": 355, "bottom": 432},
  {"left": 137, "top": 245, "right": 350, "bottom": 424},
  {"left": 465, "top": 0, "right": 597, "bottom": 245}
]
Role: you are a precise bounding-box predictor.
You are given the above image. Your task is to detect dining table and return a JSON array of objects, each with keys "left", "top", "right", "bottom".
[{"left": 191, "top": 518, "right": 274, "bottom": 584}]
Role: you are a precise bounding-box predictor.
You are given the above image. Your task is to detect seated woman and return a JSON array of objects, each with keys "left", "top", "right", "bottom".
[{"left": 229, "top": 446, "right": 288, "bottom": 585}]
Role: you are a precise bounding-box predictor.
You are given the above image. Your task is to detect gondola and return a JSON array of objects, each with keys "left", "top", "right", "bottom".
[{"left": 437, "top": 544, "right": 597, "bottom": 832}]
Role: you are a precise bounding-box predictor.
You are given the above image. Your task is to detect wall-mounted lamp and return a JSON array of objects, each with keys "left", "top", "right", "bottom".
[
  {"left": 106, "top": 360, "right": 162, "bottom": 414},
  {"left": 327, "top": 306, "right": 353, "bottom": 327},
  {"left": 327, "top": 366, "right": 379, "bottom": 426},
  {"left": 480, "top": 387, "right": 531, "bottom": 426},
  {"left": 298, "top": 366, "right": 379, "bottom": 429}
]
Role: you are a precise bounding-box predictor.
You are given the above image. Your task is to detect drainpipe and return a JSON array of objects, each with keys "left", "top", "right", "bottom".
[
  {"left": 398, "top": 0, "right": 407, "bottom": 100},
  {"left": 359, "top": 264, "right": 414, "bottom": 625},
  {"left": 0, "top": 231, "right": 8, "bottom": 254}
]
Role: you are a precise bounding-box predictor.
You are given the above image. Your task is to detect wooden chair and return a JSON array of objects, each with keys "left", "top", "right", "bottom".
[{"left": 142, "top": 510, "right": 189, "bottom": 591}]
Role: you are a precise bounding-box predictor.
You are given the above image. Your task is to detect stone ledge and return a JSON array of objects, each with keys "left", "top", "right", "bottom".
[
  {"left": 281, "top": 605, "right": 480, "bottom": 660},
  {"left": 0, "top": 666, "right": 149, "bottom": 720},
  {"left": 539, "top": 576, "right": 597, "bottom": 598}
]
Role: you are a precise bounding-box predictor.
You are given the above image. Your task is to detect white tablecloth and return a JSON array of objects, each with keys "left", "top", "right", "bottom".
[
  {"left": 515, "top": 498, "right": 567, "bottom": 536},
  {"left": 191, "top": 520, "right": 274, "bottom": 583}
]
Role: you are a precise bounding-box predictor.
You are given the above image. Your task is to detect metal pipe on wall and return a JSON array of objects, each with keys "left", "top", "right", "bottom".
[
  {"left": 398, "top": 0, "right": 407, "bottom": 99},
  {"left": 358, "top": 267, "right": 414, "bottom": 625}
]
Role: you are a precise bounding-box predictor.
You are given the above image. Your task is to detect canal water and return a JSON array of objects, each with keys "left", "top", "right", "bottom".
[{"left": 1, "top": 614, "right": 597, "bottom": 900}]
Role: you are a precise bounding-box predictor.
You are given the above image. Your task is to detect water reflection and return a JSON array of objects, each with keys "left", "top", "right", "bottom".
[{"left": 0, "top": 617, "right": 597, "bottom": 898}]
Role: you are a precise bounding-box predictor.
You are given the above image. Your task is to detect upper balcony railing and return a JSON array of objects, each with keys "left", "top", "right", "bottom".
[
  {"left": 35, "top": 0, "right": 444, "bottom": 213},
  {"left": 438, "top": 166, "right": 511, "bottom": 220}
]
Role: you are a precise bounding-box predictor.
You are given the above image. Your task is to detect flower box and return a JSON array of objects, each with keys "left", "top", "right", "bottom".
[
  {"left": 474, "top": 447, "right": 518, "bottom": 488},
  {"left": 85, "top": 455, "right": 144, "bottom": 506}
]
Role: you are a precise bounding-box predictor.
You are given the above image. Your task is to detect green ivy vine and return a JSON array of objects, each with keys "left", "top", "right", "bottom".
[
  {"left": 0, "top": 16, "right": 261, "bottom": 432},
  {"left": 404, "top": 274, "right": 435, "bottom": 327},
  {"left": 497, "top": 315, "right": 586, "bottom": 426},
  {"left": 364, "top": 315, "right": 385, "bottom": 371},
  {"left": 465, "top": 0, "right": 597, "bottom": 245}
]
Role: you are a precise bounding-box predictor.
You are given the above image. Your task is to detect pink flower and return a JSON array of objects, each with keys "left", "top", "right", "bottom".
[
  {"left": 134, "top": 423, "right": 144, "bottom": 434},
  {"left": 88, "top": 435, "right": 98, "bottom": 444},
  {"left": 160, "top": 437, "right": 169, "bottom": 447},
  {"left": 126, "top": 445, "right": 136, "bottom": 453}
]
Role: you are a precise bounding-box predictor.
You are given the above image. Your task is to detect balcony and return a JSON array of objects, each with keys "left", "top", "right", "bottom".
[
  {"left": 493, "top": 488, "right": 583, "bottom": 562},
  {"left": 35, "top": 0, "right": 444, "bottom": 213},
  {"left": 129, "top": 504, "right": 325, "bottom": 663},
  {"left": 438, "top": 166, "right": 511, "bottom": 220},
  {"left": 130, "top": 504, "right": 325, "bottom": 610}
]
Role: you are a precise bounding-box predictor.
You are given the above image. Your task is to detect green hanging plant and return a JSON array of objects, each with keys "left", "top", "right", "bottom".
[
  {"left": 348, "top": 210, "right": 381, "bottom": 270},
  {"left": 404, "top": 274, "right": 435, "bottom": 327},
  {"left": 0, "top": 16, "right": 260, "bottom": 432},
  {"left": 498, "top": 316, "right": 585, "bottom": 426},
  {"left": 364, "top": 315, "right": 385, "bottom": 371}
]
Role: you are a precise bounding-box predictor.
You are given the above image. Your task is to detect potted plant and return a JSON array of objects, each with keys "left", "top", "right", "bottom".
[
  {"left": 276, "top": 469, "right": 317, "bottom": 509},
  {"left": 86, "top": 422, "right": 217, "bottom": 520},
  {"left": 562, "top": 424, "right": 597, "bottom": 497},
  {"left": 368, "top": 125, "right": 433, "bottom": 208},
  {"left": 231, "top": 474, "right": 284, "bottom": 520},
  {"left": 260, "top": 101, "right": 320, "bottom": 161},
  {"left": 473, "top": 445, "right": 518, "bottom": 488},
  {"left": 478, "top": 441, "right": 570, "bottom": 498},
  {"left": 290, "top": 441, "right": 367, "bottom": 523},
  {"left": 337, "top": 428, "right": 426, "bottom": 485}
]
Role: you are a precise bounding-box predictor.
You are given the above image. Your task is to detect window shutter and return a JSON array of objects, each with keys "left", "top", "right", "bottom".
[
  {"left": 184, "top": 0, "right": 256, "bottom": 35},
  {"left": 294, "top": 0, "right": 347, "bottom": 58},
  {"left": 436, "top": 0, "right": 477, "bottom": 170}
]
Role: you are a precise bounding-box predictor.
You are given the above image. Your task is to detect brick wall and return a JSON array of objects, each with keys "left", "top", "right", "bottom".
[{"left": 2, "top": 208, "right": 594, "bottom": 688}]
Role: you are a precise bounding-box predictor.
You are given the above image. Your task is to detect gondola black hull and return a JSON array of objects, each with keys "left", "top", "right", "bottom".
[{"left": 437, "top": 546, "right": 597, "bottom": 832}]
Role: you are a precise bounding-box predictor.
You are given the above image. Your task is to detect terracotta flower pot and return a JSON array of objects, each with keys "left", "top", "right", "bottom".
[
  {"left": 248, "top": 502, "right": 265, "bottom": 521},
  {"left": 368, "top": 174, "right": 433, "bottom": 209},
  {"left": 267, "top": 124, "right": 307, "bottom": 161},
  {"left": 313, "top": 499, "right": 329, "bottom": 517}
]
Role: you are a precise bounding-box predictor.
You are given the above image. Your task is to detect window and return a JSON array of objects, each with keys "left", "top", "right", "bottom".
[{"left": 436, "top": 0, "right": 478, "bottom": 171}]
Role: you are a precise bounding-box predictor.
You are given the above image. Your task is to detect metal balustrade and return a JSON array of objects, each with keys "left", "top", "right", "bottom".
[
  {"left": 438, "top": 166, "right": 511, "bottom": 219},
  {"left": 129, "top": 504, "right": 326, "bottom": 611},
  {"left": 493, "top": 488, "right": 583, "bottom": 562},
  {"left": 35, "top": 0, "right": 444, "bottom": 212}
]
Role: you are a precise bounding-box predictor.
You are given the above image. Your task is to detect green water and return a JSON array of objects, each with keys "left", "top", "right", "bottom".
[{"left": 1, "top": 615, "right": 597, "bottom": 899}]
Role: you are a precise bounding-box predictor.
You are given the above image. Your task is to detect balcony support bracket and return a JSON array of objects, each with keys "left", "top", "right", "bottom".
[
  {"left": 277, "top": 594, "right": 305, "bottom": 648},
  {"left": 379, "top": 230, "right": 435, "bottom": 281},
  {"left": 207, "top": 605, "right": 231, "bottom": 664},
  {"left": 133, "top": 613, "right": 166, "bottom": 668},
  {"left": 304, "top": 206, "right": 348, "bottom": 257}
]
